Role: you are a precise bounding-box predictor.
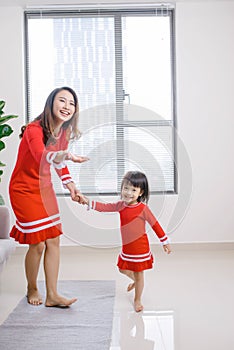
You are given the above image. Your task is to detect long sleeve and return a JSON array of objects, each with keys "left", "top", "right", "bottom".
[
  {"left": 90, "top": 200, "right": 124, "bottom": 212},
  {"left": 24, "top": 123, "right": 50, "bottom": 165},
  {"left": 143, "top": 205, "right": 170, "bottom": 245},
  {"left": 24, "top": 122, "right": 73, "bottom": 187}
]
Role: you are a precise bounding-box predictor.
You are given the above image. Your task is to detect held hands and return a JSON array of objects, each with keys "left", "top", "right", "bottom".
[
  {"left": 66, "top": 182, "right": 88, "bottom": 205},
  {"left": 73, "top": 192, "right": 89, "bottom": 205},
  {"left": 68, "top": 182, "right": 89, "bottom": 205},
  {"left": 72, "top": 189, "right": 88, "bottom": 205},
  {"left": 73, "top": 194, "right": 89, "bottom": 206},
  {"left": 163, "top": 244, "right": 172, "bottom": 254}
]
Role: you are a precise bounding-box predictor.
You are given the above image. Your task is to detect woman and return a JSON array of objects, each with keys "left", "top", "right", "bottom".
[{"left": 9, "top": 87, "right": 88, "bottom": 307}]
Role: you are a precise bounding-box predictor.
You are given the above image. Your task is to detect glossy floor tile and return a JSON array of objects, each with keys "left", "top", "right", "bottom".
[
  {"left": 111, "top": 310, "right": 174, "bottom": 349},
  {"left": 0, "top": 244, "right": 234, "bottom": 350}
]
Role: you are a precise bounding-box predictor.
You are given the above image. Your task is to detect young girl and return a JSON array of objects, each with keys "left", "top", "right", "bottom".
[
  {"left": 81, "top": 171, "right": 171, "bottom": 312},
  {"left": 9, "top": 87, "right": 88, "bottom": 307}
]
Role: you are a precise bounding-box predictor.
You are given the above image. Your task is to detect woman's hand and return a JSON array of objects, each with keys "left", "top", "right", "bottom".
[
  {"left": 53, "top": 151, "right": 89, "bottom": 164},
  {"left": 67, "top": 153, "right": 89, "bottom": 163},
  {"left": 66, "top": 182, "right": 87, "bottom": 204}
]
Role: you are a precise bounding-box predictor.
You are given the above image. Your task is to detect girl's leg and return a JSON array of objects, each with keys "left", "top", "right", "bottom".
[
  {"left": 133, "top": 271, "right": 144, "bottom": 312},
  {"left": 25, "top": 242, "right": 45, "bottom": 305},
  {"left": 44, "top": 236, "right": 77, "bottom": 307},
  {"left": 119, "top": 268, "right": 135, "bottom": 291}
]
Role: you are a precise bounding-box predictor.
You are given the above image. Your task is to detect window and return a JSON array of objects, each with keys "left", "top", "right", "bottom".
[{"left": 25, "top": 4, "right": 176, "bottom": 195}]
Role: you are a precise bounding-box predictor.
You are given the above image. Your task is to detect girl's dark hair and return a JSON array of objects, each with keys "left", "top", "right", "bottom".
[
  {"left": 20, "top": 86, "right": 80, "bottom": 144},
  {"left": 121, "top": 171, "right": 149, "bottom": 203}
]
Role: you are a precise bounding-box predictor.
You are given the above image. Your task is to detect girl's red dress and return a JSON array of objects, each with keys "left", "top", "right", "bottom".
[
  {"left": 91, "top": 200, "right": 170, "bottom": 272},
  {"left": 9, "top": 121, "right": 72, "bottom": 245}
]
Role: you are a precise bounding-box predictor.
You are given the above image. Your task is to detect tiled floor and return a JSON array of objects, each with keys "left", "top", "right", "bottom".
[{"left": 0, "top": 243, "right": 234, "bottom": 349}]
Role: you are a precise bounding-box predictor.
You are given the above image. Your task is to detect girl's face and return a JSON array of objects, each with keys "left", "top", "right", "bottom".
[
  {"left": 53, "top": 89, "right": 76, "bottom": 126},
  {"left": 121, "top": 181, "right": 143, "bottom": 205}
]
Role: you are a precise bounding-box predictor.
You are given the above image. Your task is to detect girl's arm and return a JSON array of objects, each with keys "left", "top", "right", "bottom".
[
  {"left": 75, "top": 197, "right": 123, "bottom": 212},
  {"left": 144, "top": 205, "right": 171, "bottom": 253},
  {"left": 89, "top": 200, "right": 123, "bottom": 212}
]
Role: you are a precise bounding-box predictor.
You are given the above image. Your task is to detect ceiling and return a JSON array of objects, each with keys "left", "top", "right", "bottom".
[{"left": 1, "top": 0, "right": 233, "bottom": 8}]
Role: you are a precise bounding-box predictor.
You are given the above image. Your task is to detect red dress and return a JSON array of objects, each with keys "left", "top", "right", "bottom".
[
  {"left": 9, "top": 121, "right": 72, "bottom": 244},
  {"left": 91, "top": 200, "right": 170, "bottom": 272}
]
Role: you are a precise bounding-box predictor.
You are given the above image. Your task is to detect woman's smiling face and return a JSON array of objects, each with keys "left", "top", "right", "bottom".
[{"left": 53, "top": 89, "right": 76, "bottom": 126}]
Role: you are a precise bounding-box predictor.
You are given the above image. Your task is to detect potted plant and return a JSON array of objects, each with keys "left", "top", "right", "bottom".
[{"left": 0, "top": 100, "right": 18, "bottom": 205}]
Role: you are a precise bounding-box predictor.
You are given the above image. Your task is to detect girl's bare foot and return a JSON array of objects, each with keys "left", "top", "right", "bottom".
[
  {"left": 134, "top": 300, "right": 144, "bottom": 312},
  {"left": 27, "top": 288, "right": 43, "bottom": 305},
  {"left": 45, "top": 294, "right": 77, "bottom": 307},
  {"left": 127, "top": 282, "right": 135, "bottom": 292}
]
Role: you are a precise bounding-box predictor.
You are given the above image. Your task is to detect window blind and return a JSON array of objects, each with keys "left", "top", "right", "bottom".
[{"left": 25, "top": 4, "right": 176, "bottom": 195}]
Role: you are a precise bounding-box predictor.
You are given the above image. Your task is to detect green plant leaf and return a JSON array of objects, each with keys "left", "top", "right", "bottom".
[
  {"left": 0, "top": 114, "right": 18, "bottom": 125},
  {"left": 0, "top": 124, "right": 13, "bottom": 139},
  {"left": 0, "top": 193, "right": 5, "bottom": 205},
  {"left": 0, "top": 140, "right": 5, "bottom": 151},
  {"left": 0, "top": 100, "right": 5, "bottom": 112},
  {"left": 0, "top": 100, "right": 18, "bottom": 184}
]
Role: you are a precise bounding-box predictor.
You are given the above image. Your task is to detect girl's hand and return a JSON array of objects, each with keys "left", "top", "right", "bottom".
[{"left": 163, "top": 244, "right": 172, "bottom": 254}]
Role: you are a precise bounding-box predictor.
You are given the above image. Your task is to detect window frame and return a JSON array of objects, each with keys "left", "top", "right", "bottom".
[{"left": 24, "top": 4, "right": 177, "bottom": 196}]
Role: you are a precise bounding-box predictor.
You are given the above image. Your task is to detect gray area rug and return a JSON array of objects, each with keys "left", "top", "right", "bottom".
[{"left": 0, "top": 280, "right": 115, "bottom": 350}]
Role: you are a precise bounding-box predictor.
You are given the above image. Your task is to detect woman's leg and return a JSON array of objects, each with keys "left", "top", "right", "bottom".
[
  {"left": 25, "top": 242, "right": 45, "bottom": 305},
  {"left": 133, "top": 271, "right": 144, "bottom": 312},
  {"left": 44, "top": 236, "right": 77, "bottom": 307}
]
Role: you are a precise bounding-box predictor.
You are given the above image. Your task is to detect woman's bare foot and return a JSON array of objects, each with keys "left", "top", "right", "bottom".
[
  {"left": 127, "top": 282, "right": 135, "bottom": 292},
  {"left": 45, "top": 294, "right": 77, "bottom": 307},
  {"left": 134, "top": 300, "right": 144, "bottom": 312},
  {"left": 27, "top": 287, "right": 43, "bottom": 305}
]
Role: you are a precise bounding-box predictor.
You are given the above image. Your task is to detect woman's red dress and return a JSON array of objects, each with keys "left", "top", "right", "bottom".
[{"left": 9, "top": 121, "right": 72, "bottom": 245}]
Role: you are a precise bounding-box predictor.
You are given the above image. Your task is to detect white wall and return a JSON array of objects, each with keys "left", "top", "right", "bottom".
[{"left": 0, "top": 1, "right": 233, "bottom": 246}]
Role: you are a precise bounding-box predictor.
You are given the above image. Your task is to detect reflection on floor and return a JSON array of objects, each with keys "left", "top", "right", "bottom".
[
  {"left": 0, "top": 243, "right": 234, "bottom": 350},
  {"left": 111, "top": 311, "right": 174, "bottom": 350}
]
